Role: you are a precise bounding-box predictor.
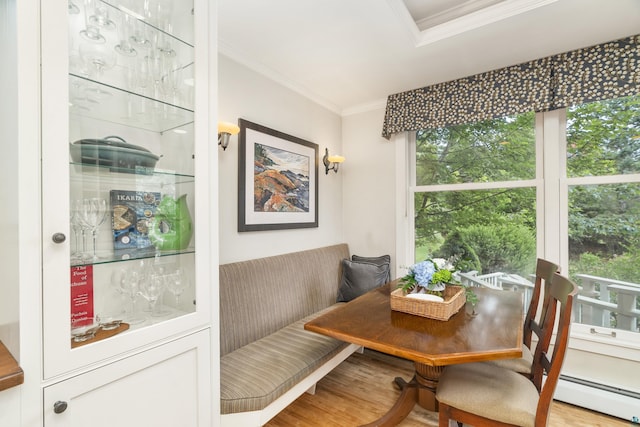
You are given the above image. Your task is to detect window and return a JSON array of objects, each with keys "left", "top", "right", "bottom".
[
  {"left": 566, "top": 96, "right": 640, "bottom": 335},
  {"left": 408, "top": 95, "right": 640, "bottom": 344},
  {"left": 412, "top": 113, "right": 539, "bottom": 301}
]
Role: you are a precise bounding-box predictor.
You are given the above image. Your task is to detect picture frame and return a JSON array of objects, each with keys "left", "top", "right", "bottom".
[{"left": 238, "top": 119, "right": 319, "bottom": 232}]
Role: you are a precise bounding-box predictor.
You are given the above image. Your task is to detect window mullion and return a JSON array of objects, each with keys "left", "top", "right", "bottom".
[
  {"left": 541, "top": 108, "right": 567, "bottom": 266},
  {"left": 396, "top": 132, "right": 413, "bottom": 277}
]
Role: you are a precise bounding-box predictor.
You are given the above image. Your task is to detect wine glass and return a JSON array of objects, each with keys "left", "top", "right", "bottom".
[
  {"left": 166, "top": 268, "right": 187, "bottom": 308},
  {"left": 87, "top": 0, "right": 116, "bottom": 31},
  {"left": 71, "top": 199, "right": 92, "bottom": 261},
  {"left": 115, "top": 13, "right": 137, "bottom": 57},
  {"left": 147, "top": 50, "right": 167, "bottom": 101},
  {"left": 68, "top": 1, "right": 80, "bottom": 14},
  {"left": 80, "top": 0, "right": 106, "bottom": 43},
  {"left": 70, "top": 203, "right": 85, "bottom": 264},
  {"left": 138, "top": 273, "right": 166, "bottom": 317},
  {"left": 80, "top": 42, "right": 116, "bottom": 80},
  {"left": 131, "top": 54, "right": 154, "bottom": 119},
  {"left": 79, "top": 42, "right": 116, "bottom": 101},
  {"left": 80, "top": 198, "right": 107, "bottom": 261},
  {"left": 154, "top": 0, "right": 173, "bottom": 33},
  {"left": 120, "top": 268, "right": 146, "bottom": 325},
  {"left": 161, "top": 58, "right": 182, "bottom": 105},
  {"left": 129, "top": 16, "right": 151, "bottom": 49}
]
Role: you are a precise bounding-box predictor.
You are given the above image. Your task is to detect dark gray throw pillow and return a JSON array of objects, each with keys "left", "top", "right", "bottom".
[
  {"left": 337, "top": 258, "right": 391, "bottom": 302},
  {"left": 351, "top": 254, "right": 391, "bottom": 283}
]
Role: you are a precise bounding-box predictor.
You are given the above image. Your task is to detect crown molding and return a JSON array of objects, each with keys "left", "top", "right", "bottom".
[
  {"left": 414, "top": 0, "right": 504, "bottom": 30},
  {"left": 218, "top": 41, "right": 343, "bottom": 116},
  {"left": 388, "top": 0, "right": 559, "bottom": 47},
  {"left": 342, "top": 99, "right": 388, "bottom": 117}
]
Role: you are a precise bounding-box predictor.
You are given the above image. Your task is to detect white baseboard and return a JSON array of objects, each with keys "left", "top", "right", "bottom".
[{"left": 554, "top": 377, "right": 640, "bottom": 422}]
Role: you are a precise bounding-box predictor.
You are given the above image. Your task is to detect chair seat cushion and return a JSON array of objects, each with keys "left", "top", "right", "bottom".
[
  {"left": 220, "top": 305, "right": 349, "bottom": 414},
  {"left": 436, "top": 362, "right": 539, "bottom": 427},
  {"left": 484, "top": 343, "right": 534, "bottom": 374}
]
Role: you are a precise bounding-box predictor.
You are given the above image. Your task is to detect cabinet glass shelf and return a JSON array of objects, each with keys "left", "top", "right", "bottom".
[
  {"left": 71, "top": 247, "right": 195, "bottom": 267},
  {"left": 99, "top": 0, "right": 195, "bottom": 47},
  {"left": 69, "top": 74, "right": 193, "bottom": 134},
  {"left": 70, "top": 162, "right": 195, "bottom": 185}
]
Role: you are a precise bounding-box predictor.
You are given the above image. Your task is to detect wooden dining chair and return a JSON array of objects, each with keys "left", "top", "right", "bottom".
[
  {"left": 436, "top": 272, "right": 578, "bottom": 427},
  {"left": 485, "top": 258, "right": 559, "bottom": 377}
]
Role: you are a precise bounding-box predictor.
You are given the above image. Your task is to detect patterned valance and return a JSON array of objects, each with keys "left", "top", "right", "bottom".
[{"left": 382, "top": 34, "right": 640, "bottom": 139}]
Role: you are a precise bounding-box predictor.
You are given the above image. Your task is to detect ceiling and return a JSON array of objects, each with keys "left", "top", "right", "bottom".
[{"left": 218, "top": 0, "right": 640, "bottom": 115}]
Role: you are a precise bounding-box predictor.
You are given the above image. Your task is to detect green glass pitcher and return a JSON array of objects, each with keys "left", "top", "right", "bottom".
[{"left": 148, "top": 194, "right": 193, "bottom": 250}]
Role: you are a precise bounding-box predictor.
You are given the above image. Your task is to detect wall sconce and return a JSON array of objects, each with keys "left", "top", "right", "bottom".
[
  {"left": 322, "top": 148, "right": 345, "bottom": 174},
  {"left": 218, "top": 121, "right": 240, "bottom": 151}
]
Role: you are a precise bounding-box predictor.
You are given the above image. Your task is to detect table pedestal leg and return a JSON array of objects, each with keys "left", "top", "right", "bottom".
[
  {"left": 414, "top": 363, "right": 443, "bottom": 412},
  {"left": 360, "top": 362, "right": 444, "bottom": 427}
]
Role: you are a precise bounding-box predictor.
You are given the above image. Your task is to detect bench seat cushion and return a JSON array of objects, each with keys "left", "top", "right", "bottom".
[{"left": 220, "top": 305, "right": 348, "bottom": 414}]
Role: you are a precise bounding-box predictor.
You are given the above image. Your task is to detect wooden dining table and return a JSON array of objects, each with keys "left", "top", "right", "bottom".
[{"left": 304, "top": 281, "right": 524, "bottom": 426}]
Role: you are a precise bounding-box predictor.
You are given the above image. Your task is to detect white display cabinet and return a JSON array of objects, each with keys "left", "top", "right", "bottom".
[{"left": 37, "top": 0, "right": 213, "bottom": 406}]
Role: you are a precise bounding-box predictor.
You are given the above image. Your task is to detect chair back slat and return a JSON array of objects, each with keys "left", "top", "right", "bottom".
[
  {"left": 524, "top": 258, "right": 559, "bottom": 349},
  {"left": 540, "top": 354, "right": 552, "bottom": 372},
  {"left": 532, "top": 272, "right": 578, "bottom": 425}
]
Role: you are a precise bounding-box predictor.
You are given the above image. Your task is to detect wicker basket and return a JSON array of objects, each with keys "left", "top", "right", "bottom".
[{"left": 390, "top": 285, "right": 466, "bottom": 320}]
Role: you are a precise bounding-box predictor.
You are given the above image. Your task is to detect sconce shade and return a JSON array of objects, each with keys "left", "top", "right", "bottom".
[
  {"left": 218, "top": 121, "right": 240, "bottom": 150},
  {"left": 323, "top": 148, "right": 345, "bottom": 174},
  {"left": 218, "top": 121, "right": 240, "bottom": 135}
]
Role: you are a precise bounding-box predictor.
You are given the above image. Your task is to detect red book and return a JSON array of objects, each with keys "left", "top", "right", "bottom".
[{"left": 71, "top": 265, "right": 94, "bottom": 327}]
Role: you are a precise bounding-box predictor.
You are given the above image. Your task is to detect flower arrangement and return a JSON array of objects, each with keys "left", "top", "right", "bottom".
[
  {"left": 399, "top": 257, "right": 478, "bottom": 304},
  {"left": 399, "top": 258, "right": 454, "bottom": 294}
]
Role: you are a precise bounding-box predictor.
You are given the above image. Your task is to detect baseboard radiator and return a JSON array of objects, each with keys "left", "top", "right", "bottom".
[{"left": 554, "top": 375, "right": 640, "bottom": 422}]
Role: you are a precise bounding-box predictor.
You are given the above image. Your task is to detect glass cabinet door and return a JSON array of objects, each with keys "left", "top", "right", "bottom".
[{"left": 42, "top": 0, "right": 209, "bottom": 378}]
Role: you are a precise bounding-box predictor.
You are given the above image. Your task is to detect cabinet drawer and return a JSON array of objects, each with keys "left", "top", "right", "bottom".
[{"left": 44, "top": 330, "right": 211, "bottom": 427}]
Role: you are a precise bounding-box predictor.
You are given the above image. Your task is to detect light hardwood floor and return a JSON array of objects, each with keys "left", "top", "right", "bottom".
[{"left": 266, "top": 349, "right": 630, "bottom": 427}]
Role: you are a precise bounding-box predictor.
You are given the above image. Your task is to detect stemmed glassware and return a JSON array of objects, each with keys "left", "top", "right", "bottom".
[
  {"left": 70, "top": 202, "right": 84, "bottom": 264},
  {"left": 161, "top": 57, "right": 182, "bottom": 106},
  {"left": 115, "top": 13, "right": 137, "bottom": 57},
  {"left": 88, "top": 0, "right": 116, "bottom": 32},
  {"left": 79, "top": 41, "right": 117, "bottom": 101},
  {"left": 147, "top": 49, "right": 167, "bottom": 102},
  {"left": 79, "top": 198, "right": 107, "bottom": 261},
  {"left": 80, "top": 0, "right": 106, "bottom": 43},
  {"left": 114, "top": 267, "right": 146, "bottom": 325},
  {"left": 68, "top": 1, "right": 80, "bottom": 14},
  {"left": 70, "top": 199, "right": 93, "bottom": 262},
  {"left": 80, "top": 41, "right": 116, "bottom": 80},
  {"left": 166, "top": 268, "right": 188, "bottom": 308},
  {"left": 129, "top": 18, "right": 151, "bottom": 50},
  {"left": 138, "top": 273, "right": 167, "bottom": 317}
]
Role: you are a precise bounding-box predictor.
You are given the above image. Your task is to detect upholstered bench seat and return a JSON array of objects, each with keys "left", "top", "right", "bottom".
[
  {"left": 219, "top": 244, "right": 365, "bottom": 425},
  {"left": 220, "top": 305, "right": 348, "bottom": 414}
]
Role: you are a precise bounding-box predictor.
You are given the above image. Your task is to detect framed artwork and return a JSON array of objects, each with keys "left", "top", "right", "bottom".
[{"left": 238, "top": 119, "right": 319, "bottom": 232}]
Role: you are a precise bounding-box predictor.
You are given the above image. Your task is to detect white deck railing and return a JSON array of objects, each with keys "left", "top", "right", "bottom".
[
  {"left": 574, "top": 274, "right": 640, "bottom": 332},
  {"left": 457, "top": 271, "right": 640, "bottom": 332},
  {"left": 456, "top": 270, "right": 535, "bottom": 308}
]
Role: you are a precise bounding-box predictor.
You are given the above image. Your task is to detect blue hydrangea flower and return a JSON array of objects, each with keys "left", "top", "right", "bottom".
[{"left": 410, "top": 261, "right": 435, "bottom": 288}]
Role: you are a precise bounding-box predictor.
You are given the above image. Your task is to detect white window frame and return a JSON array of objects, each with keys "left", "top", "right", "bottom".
[{"left": 398, "top": 109, "right": 640, "bottom": 361}]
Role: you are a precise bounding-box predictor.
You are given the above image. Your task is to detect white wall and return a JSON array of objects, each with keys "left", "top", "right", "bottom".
[
  {"left": 217, "top": 55, "right": 344, "bottom": 263},
  {"left": 342, "top": 108, "right": 397, "bottom": 272}
]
